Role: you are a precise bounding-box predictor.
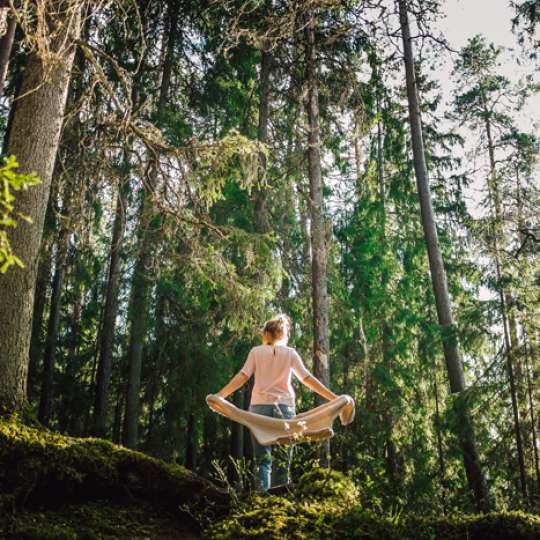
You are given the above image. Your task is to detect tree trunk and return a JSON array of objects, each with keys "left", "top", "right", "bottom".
[
  {"left": 92, "top": 184, "right": 127, "bottom": 436},
  {"left": 433, "top": 364, "right": 447, "bottom": 511},
  {"left": 27, "top": 213, "right": 55, "bottom": 401},
  {"left": 121, "top": 1, "right": 172, "bottom": 448},
  {"left": 397, "top": 0, "right": 490, "bottom": 510},
  {"left": 242, "top": 380, "right": 253, "bottom": 461},
  {"left": 58, "top": 277, "right": 82, "bottom": 434},
  {"left": 185, "top": 412, "right": 197, "bottom": 471},
  {"left": 203, "top": 412, "right": 217, "bottom": 475},
  {"left": 304, "top": 10, "right": 331, "bottom": 467},
  {"left": 144, "top": 290, "right": 168, "bottom": 451},
  {"left": 158, "top": 0, "right": 179, "bottom": 113},
  {"left": 112, "top": 381, "right": 124, "bottom": 445},
  {"left": 229, "top": 389, "right": 244, "bottom": 484},
  {"left": 253, "top": 45, "right": 272, "bottom": 233},
  {"left": 483, "top": 110, "right": 528, "bottom": 501},
  {"left": 524, "top": 332, "right": 540, "bottom": 498},
  {"left": 0, "top": 7, "right": 16, "bottom": 98},
  {"left": 121, "top": 204, "right": 156, "bottom": 448},
  {"left": 38, "top": 227, "right": 69, "bottom": 425},
  {"left": 0, "top": 2, "right": 81, "bottom": 413}
]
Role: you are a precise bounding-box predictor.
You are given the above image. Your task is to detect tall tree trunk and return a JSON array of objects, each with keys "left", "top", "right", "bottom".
[
  {"left": 185, "top": 412, "right": 197, "bottom": 471},
  {"left": 92, "top": 184, "right": 127, "bottom": 436},
  {"left": 203, "top": 412, "right": 217, "bottom": 475},
  {"left": 524, "top": 332, "right": 540, "bottom": 498},
  {"left": 483, "top": 110, "right": 528, "bottom": 501},
  {"left": 229, "top": 389, "right": 244, "bottom": 484},
  {"left": 121, "top": 1, "right": 173, "bottom": 448},
  {"left": 0, "top": 2, "right": 81, "bottom": 413},
  {"left": 242, "top": 382, "right": 253, "bottom": 462},
  {"left": 0, "top": 5, "right": 16, "bottom": 98},
  {"left": 253, "top": 44, "right": 272, "bottom": 233},
  {"left": 144, "top": 290, "right": 168, "bottom": 451},
  {"left": 397, "top": 0, "right": 490, "bottom": 510},
  {"left": 112, "top": 379, "right": 124, "bottom": 445},
  {"left": 433, "top": 369, "right": 447, "bottom": 508},
  {"left": 58, "top": 276, "right": 82, "bottom": 434},
  {"left": 122, "top": 202, "right": 156, "bottom": 448},
  {"left": 304, "top": 10, "right": 331, "bottom": 466},
  {"left": 38, "top": 227, "right": 69, "bottom": 425},
  {"left": 158, "top": 0, "right": 179, "bottom": 113},
  {"left": 27, "top": 213, "right": 55, "bottom": 401},
  {"left": 374, "top": 68, "right": 398, "bottom": 483}
]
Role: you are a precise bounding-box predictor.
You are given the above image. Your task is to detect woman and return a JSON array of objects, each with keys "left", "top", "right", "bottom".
[{"left": 216, "top": 314, "right": 337, "bottom": 491}]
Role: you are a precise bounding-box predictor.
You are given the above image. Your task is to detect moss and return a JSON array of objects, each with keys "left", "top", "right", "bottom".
[
  {"left": 404, "top": 510, "right": 540, "bottom": 540},
  {"left": 294, "top": 467, "right": 360, "bottom": 504},
  {"left": 206, "top": 468, "right": 399, "bottom": 540},
  {"left": 206, "top": 468, "right": 540, "bottom": 540},
  {"left": 3, "top": 418, "right": 540, "bottom": 540},
  {"left": 4, "top": 500, "right": 199, "bottom": 540},
  {"left": 0, "top": 414, "right": 227, "bottom": 529}
]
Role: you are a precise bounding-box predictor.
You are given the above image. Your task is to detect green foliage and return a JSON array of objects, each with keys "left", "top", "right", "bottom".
[
  {"left": 187, "top": 130, "right": 269, "bottom": 207},
  {"left": 0, "top": 155, "right": 40, "bottom": 273}
]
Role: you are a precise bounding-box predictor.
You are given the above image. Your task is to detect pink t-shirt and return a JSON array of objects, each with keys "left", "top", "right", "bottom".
[{"left": 240, "top": 344, "right": 311, "bottom": 406}]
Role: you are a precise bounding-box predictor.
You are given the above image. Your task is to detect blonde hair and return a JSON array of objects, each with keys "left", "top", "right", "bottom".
[{"left": 262, "top": 313, "right": 290, "bottom": 344}]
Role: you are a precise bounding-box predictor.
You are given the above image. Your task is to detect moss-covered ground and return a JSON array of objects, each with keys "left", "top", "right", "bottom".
[
  {"left": 2, "top": 414, "right": 540, "bottom": 539},
  {"left": 0, "top": 414, "right": 226, "bottom": 539},
  {"left": 206, "top": 468, "right": 399, "bottom": 540},
  {"left": 207, "top": 468, "right": 540, "bottom": 539}
]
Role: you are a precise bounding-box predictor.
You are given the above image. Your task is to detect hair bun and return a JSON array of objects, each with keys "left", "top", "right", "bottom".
[{"left": 262, "top": 313, "right": 290, "bottom": 343}]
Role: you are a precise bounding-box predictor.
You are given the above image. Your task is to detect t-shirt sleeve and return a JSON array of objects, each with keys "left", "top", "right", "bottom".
[
  {"left": 290, "top": 348, "right": 311, "bottom": 381},
  {"left": 240, "top": 348, "right": 256, "bottom": 378}
]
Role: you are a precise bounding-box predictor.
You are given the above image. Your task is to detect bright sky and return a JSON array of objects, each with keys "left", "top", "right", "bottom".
[
  {"left": 441, "top": 0, "right": 517, "bottom": 48},
  {"left": 433, "top": 1, "right": 539, "bottom": 303},
  {"left": 437, "top": 0, "right": 540, "bottom": 133}
]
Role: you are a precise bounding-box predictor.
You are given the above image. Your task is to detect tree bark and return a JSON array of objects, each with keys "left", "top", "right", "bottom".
[
  {"left": 121, "top": 201, "right": 156, "bottom": 448},
  {"left": 483, "top": 108, "right": 528, "bottom": 501},
  {"left": 524, "top": 332, "right": 540, "bottom": 498},
  {"left": 27, "top": 211, "right": 55, "bottom": 401},
  {"left": 304, "top": 10, "right": 331, "bottom": 466},
  {"left": 58, "top": 276, "right": 82, "bottom": 434},
  {"left": 92, "top": 184, "right": 127, "bottom": 436},
  {"left": 397, "top": 0, "right": 490, "bottom": 510},
  {"left": 144, "top": 290, "right": 168, "bottom": 452},
  {"left": 0, "top": 1, "right": 81, "bottom": 413},
  {"left": 158, "top": 0, "right": 179, "bottom": 114},
  {"left": 38, "top": 227, "right": 69, "bottom": 425},
  {"left": 253, "top": 45, "right": 272, "bottom": 233},
  {"left": 185, "top": 412, "right": 197, "bottom": 471},
  {"left": 229, "top": 389, "right": 244, "bottom": 484},
  {"left": 0, "top": 7, "right": 16, "bottom": 98},
  {"left": 121, "top": 1, "right": 172, "bottom": 448}
]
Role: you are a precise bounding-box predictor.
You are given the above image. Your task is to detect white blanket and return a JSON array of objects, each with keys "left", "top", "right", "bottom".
[{"left": 206, "top": 394, "right": 355, "bottom": 446}]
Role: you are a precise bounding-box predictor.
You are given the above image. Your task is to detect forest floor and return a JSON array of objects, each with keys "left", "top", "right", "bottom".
[
  {"left": 2, "top": 413, "right": 540, "bottom": 540},
  {"left": 5, "top": 501, "right": 199, "bottom": 540}
]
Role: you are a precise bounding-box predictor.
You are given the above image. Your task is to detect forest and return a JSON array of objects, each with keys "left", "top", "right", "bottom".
[{"left": 0, "top": 0, "right": 540, "bottom": 538}]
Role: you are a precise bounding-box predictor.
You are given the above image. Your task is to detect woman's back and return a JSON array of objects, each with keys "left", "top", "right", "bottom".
[{"left": 241, "top": 344, "right": 310, "bottom": 406}]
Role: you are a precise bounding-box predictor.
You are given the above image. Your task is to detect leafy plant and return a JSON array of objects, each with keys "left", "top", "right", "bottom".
[{"left": 0, "top": 155, "right": 40, "bottom": 273}]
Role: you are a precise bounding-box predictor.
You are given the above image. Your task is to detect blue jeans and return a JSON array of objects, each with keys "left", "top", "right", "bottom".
[{"left": 248, "top": 403, "right": 295, "bottom": 491}]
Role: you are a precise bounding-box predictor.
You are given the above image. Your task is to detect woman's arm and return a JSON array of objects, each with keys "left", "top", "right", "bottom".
[
  {"left": 216, "top": 371, "right": 249, "bottom": 398},
  {"left": 301, "top": 374, "right": 338, "bottom": 401}
]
